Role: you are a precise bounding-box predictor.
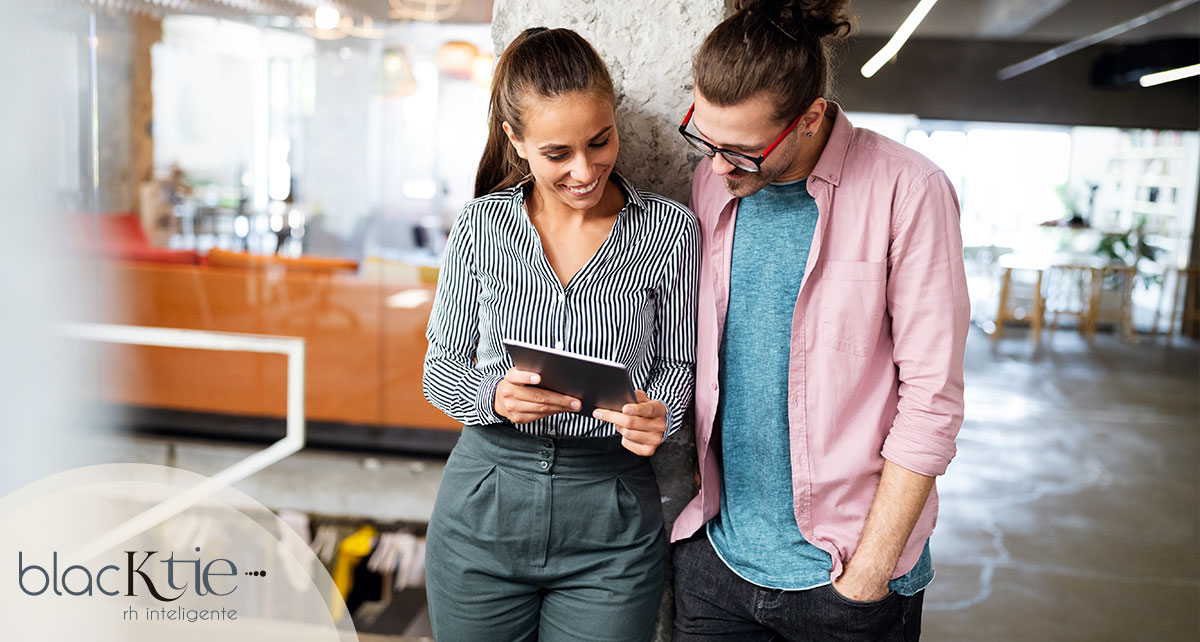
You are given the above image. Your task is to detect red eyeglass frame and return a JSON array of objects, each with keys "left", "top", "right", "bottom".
[{"left": 678, "top": 103, "right": 804, "bottom": 172}]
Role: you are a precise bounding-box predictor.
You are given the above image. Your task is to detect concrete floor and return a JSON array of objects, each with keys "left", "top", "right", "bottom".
[
  {"left": 47, "top": 326, "right": 1200, "bottom": 641},
  {"left": 923, "top": 328, "right": 1200, "bottom": 642}
]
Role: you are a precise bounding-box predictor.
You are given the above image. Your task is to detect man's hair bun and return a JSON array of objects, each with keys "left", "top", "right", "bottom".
[{"left": 733, "top": 0, "right": 856, "bottom": 40}]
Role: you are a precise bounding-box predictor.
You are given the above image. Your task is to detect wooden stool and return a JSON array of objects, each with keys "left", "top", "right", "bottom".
[
  {"left": 1093, "top": 265, "right": 1137, "bottom": 343},
  {"left": 1044, "top": 263, "right": 1098, "bottom": 344},
  {"left": 993, "top": 255, "right": 1047, "bottom": 350},
  {"left": 1155, "top": 266, "right": 1200, "bottom": 345}
]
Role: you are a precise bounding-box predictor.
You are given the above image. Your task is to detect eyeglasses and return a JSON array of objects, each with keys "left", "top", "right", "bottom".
[{"left": 678, "top": 103, "right": 802, "bottom": 173}]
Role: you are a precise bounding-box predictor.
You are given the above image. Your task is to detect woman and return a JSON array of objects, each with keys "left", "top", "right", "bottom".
[{"left": 421, "top": 27, "right": 699, "bottom": 642}]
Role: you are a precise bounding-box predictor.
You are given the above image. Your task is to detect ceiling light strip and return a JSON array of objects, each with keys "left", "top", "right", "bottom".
[
  {"left": 860, "top": 0, "right": 940, "bottom": 78},
  {"left": 996, "top": 0, "right": 1199, "bottom": 81},
  {"left": 1139, "top": 62, "right": 1200, "bottom": 87}
]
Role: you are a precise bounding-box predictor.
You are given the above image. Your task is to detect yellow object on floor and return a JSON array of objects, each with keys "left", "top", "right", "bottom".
[{"left": 332, "top": 525, "right": 377, "bottom": 621}]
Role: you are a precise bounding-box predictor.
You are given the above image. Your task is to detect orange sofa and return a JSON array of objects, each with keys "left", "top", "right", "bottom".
[{"left": 90, "top": 250, "right": 460, "bottom": 451}]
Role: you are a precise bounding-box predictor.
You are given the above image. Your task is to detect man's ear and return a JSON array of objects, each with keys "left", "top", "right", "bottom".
[
  {"left": 502, "top": 121, "right": 527, "bottom": 160},
  {"left": 800, "top": 97, "right": 828, "bottom": 135}
]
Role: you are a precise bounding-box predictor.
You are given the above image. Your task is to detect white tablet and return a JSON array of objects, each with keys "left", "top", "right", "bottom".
[{"left": 501, "top": 339, "right": 638, "bottom": 415}]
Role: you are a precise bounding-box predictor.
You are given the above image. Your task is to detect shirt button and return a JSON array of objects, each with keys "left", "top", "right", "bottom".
[
  {"left": 555, "top": 340, "right": 564, "bottom": 350},
  {"left": 558, "top": 292, "right": 565, "bottom": 302},
  {"left": 711, "top": 382, "right": 718, "bottom": 391},
  {"left": 539, "top": 450, "right": 550, "bottom": 459},
  {"left": 538, "top": 460, "right": 549, "bottom": 470}
]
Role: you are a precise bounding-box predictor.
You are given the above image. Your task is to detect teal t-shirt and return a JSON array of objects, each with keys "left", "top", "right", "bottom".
[{"left": 707, "top": 179, "right": 933, "bottom": 594}]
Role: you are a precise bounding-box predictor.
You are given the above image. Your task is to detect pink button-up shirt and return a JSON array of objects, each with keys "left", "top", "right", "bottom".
[{"left": 670, "top": 104, "right": 970, "bottom": 583}]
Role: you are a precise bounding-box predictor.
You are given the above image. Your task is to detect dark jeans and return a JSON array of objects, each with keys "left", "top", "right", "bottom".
[{"left": 673, "top": 534, "right": 924, "bottom": 642}]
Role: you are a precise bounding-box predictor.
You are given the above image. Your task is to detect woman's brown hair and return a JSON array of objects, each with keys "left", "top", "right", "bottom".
[
  {"left": 474, "top": 28, "right": 616, "bottom": 198},
  {"left": 694, "top": 0, "right": 856, "bottom": 123}
]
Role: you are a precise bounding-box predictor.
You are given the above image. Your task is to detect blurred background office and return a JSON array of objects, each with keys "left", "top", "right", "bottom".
[{"left": 2, "top": 1, "right": 1197, "bottom": 640}]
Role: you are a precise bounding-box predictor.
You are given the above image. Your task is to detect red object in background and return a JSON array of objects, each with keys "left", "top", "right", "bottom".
[{"left": 78, "top": 212, "right": 201, "bottom": 265}]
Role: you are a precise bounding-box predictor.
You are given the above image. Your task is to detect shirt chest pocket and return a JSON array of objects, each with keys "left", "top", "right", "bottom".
[{"left": 815, "top": 260, "right": 886, "bottom": 358}]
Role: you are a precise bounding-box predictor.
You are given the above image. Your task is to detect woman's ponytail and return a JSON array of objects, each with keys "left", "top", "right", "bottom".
[{"left": 473, "top": 30, "right": 534, "bottom": 199}]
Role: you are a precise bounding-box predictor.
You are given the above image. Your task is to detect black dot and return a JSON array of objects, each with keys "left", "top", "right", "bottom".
[
  {"left": 195, "top": 547, "right": 201, "bottom": 553},
  {"left": 259, "top": 570, "right": 267, "bottom": 577}
]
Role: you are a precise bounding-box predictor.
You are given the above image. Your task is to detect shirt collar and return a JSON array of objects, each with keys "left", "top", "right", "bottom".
[
  {"left": 809, "top": 101, "right": 853, "bottom": 187},
  {"left": 611, "top": 172, "right": 647, "bottom": 211}
]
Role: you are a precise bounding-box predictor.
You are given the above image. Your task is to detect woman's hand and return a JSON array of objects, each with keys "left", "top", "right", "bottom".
[
  {"left": 494, "top": 368, "right": 581, "bottom": 424},
  {"left": 592, "top": 390, "right": 667, "bottom": 457}
]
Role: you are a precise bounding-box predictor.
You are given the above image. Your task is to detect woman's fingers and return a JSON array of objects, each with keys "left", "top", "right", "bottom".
[
  {"left": 591, "top": 407, "right": 631, "bottom": 429},
  {"left": 594, "top": 391, "right": 667, "bottom": 457},
  {"left": 495, "top": 371, "right": 581, "bottom": 424},
  {"left": 618, "top": 423, "right": 663, "bottom": 456},
  {"left": 503, "top": 367, "right": 541, "bottom": 386},
  {"left": 507, "top": 398, "right": 577, "bottom": 416},
  {"left": 499, "top": 368, "right": 579, "bottom": 409},
  {"left": 512, "top": 387, "right": 579, "bottom": 412},
  {"left": 595, "top": 396, "right": 665, "bottom": 426},
  {"left": 620, "top": 420, "right": 665, "bottom": 442},
  {"left": 620, "top": 399, "right": 665, "bottom": 418},
  {"left": 620, "top": 436, "right": 658, "bottom": 457}
]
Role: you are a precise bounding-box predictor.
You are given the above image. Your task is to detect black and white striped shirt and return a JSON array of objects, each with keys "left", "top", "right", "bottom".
[{"left": 423, "top": 173, "right": 699, "bottom": 438}]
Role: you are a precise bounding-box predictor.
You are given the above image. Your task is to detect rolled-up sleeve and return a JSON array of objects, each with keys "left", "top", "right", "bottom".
[
  {"left": 645, "top": 212, "right": 701, "bottom": 440},
  {"left": 422, "top": 210, "right": 506, "bottom": 426},
  {"left": 880, "top": 170, "right": 970, "bottom": 477}
]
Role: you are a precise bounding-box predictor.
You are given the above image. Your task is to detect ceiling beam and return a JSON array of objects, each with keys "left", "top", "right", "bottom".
[
  {"left": 977, "top": 0, "right": 1071, "bottom": 37},
  {"left": 997, "top": 0, "right": 1199, "bottom": 79}
]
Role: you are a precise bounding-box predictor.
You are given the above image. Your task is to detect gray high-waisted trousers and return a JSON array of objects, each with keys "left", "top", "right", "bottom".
[{"left": 425, "top": 423, "right": 667, "bottom": 642}]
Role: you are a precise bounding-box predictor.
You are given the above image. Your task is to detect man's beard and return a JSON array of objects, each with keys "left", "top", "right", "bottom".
[{"left": 722, "top": 162, "right": 787, "bottom": 198}]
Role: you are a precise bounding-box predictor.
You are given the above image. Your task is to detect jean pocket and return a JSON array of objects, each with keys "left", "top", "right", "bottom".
[
  {"left": 825, "top": 583, "right": 897, "bottom": 608},
  {"left": 814, "top": 583, "right": 904, "bottom": 641}
]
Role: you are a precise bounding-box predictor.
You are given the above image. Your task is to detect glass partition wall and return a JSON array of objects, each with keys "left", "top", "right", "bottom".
[
  {"left": 851, "top": 111, "right": 1199, "bottom": 335},
  {"left": 61, "top": 2, "right": 495, "bottom": 454}
]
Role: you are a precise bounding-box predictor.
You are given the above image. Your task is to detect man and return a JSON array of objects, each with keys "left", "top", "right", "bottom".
[{"left": 670, "top": 2, "right": 970, "bottom": 640}]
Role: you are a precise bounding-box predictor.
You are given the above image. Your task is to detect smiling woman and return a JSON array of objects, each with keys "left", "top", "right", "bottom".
[
  {"left": 420, "top": 26, "right": 700, "bottom": 642},
  {"left": 473, "top": 28, "right": 617, "bottom": 198},
  {"left": 505, "top": 93, "right": 624, "bottom": 286}
]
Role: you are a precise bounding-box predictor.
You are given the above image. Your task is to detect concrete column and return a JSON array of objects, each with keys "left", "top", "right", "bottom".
[
  {"left": 492, "top": 3, "right": 728, "bottom": 640},
  {"left": 130, "top": 14, "right": 161, "bottom": 195},
  {"left": 1187, "top": 183, "right": 1199, "bottom": 337},
  {"left": 93, "top": 9, "right": 136, "bottom": 213}
]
